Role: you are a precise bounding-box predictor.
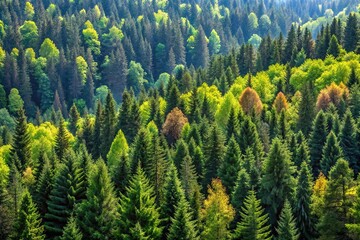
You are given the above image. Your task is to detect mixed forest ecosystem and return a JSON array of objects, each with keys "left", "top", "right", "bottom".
[{"left": 2, "top": 0, "right": 360, "bottom": 239}]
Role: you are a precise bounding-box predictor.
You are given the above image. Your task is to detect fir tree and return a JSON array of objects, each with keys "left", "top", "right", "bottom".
[
  {"left": 327, "top": 35, "right": 341, "bottom": 57},
  {"left": 76, "top": 160, "right": 119, "bottom": 240},
  {"left": 45, "top": 151, "right": 84, "bottom": 238},
  {"left": 344, "top": 13, "right": 359, "bottom": 52},
  {"left": 192, "top": 25, "right": 210, "bottom": 68},
  {"left": 218, "top": 136, "right": 241, "bottom": 194},
  {"left": 276, "top": 200, "right": 299, "bottom": 240},
  {"left": 10, "top": 108, "right": 31, "bottom": 172},
  {"left": 180, "top": 154, "right": 200, "bottom": 201},
  {"left": 233, "top": 190, "right": 272, "bottom": 240},
  {"left": 242, "top": 147, "right": 261, "bottom": 190},
  {"left": 54, "top": 118, "right": 70, "bottom": 161},
  {"left": 101, "top": 91, "right": 117, "bottom": 159},
  {"left": 118, "top": 166, "right": 162, "bottom": 240},
  {"left": 261, "top": 138, "right": 296, "bottom": 226},
  {"left": 320, "top": 131, "right": 343, "bottom": 176},
  {"left": 294, "top": 141, "right": 311, "bottom": 169},
  {"left": 69, "top": 103, "right": 80, "bottom": 135},
  {"left": 92, "top": 101, "right": 102, "bottom": 159},
  {"left": 203, "top": 125, "right": 225, "bottom": 188},
  {"left": 13, "top": 190, "right": 45, "bottom": 240},
  {"left": 231, "top": 169, "right": 251, "bottom": 224},
  {"left": 309, "top": 110, "right": 328, "bottom": 176},
  {"left": 173, "top": 140, "right": 189, "bottom": 171},
  {"left": 130, "top": 128, "right": 151, "bottom": 174},
  {"left": 34, "top": 156, "right": 53, "bottom": 216},
  {"left": 168, "top": 197, "right": 199, "bottom": 240},
  {"left": 298, "top": 81, "right": 316, "bottom": 136},
  {"left": 226, "top": 107, "right": 239, "bottom": 142},
  {"left": 60, "top": 216, "right": 82, "bottom": 240},
  {"left": 294, "top": 162, "right": 315, "bottom": 240}
]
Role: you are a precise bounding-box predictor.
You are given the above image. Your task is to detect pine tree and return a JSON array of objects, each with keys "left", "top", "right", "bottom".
[
  {"left": 54, "top": 118, "right": 70, "bottom": 161},
  {"left": 298, "top": 81, "right": 316, "bottom": 136},
  {"left": 45, "top": 151, "right": 84, "bottom": 238},
  {"left": 309, "top": 110, "right": 328, "bottom": 176},
  {"left": 344, "top": 13, "right": 359, "bottom": 52},
  {"left": 276, "top": 200, "right": 299, "bottom": 240},
  {"left": 318, "top": 159, "right": 355, "bottom": 239},
  {"left": 161, "top": 163, "right": 185, "bottom": 237},
  {"left": 60, "top": 216, "right": 82, "bottom": 240},
  {"left": 118, "top": 166, "right": 162, "bottom": 239},
  {"left": 168, "top": 197, "right": 199, "bottom": 240},
  {"left": 218, "top": 136, "right": 241, "bottom": 194},
  {"left": 231, "top": 169, "right": 251, "bottom": 224},
  {"left": 76, "top": 160, "right": 119, "bottom": 240},
  {"left": 261, "top": 138, "right": 296, "bottom": 226},
  {"left": 13, "top": 190, "right": 45, "bottom": 240},
  {"left": 10, "top": 108, "right": 31, "bottom": 172},
  {"left": 203, "top": 125, "right": 225, "bottom": 188},
  {"left": 201, "top": 179, "right": 235, "bottom": 240},
  {"left": 101, "top": 91, "right": 117, "bottom": 159},
  {"left": 233, "top": 190, "right": 272, "bottom": 240},
  {"left": 340, "top": 110, "right": 360, "bottom": 175},
  {"left": 327, "top": 35, "right": 341, "bottom": 57},
  {"left": 294, "top": 162, "right": 315, "bottom": 240},
  {"left": 69, "top": 103, "right": 80, "bottom": 135},
  {"left": 320, "top": 131, "right": 343, "bottom": 176}
]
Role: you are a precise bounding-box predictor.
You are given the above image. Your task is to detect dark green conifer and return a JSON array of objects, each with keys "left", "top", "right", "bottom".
[
  {"left": 54, "top": 118, "right": 70, "bottom": 161},
  {"left": 60, "top": 216, "right": 82, "bottom": 240},
  {"left": 69, "top": 103, "right": 80, "bottom": 135},
  {"left": 320, "top": 131, "right": 343, "bottom": 176},
  {"left": 276, "top": 200, "right": 299, "bottom": 240},
  {"left": 101, "top": 91, "right": 117, "bottom": 159}
]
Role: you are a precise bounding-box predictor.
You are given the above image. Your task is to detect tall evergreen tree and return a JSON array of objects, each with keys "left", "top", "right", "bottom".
[
  {"left": 218, "top": 136, "right": 241, "bottom": 194},
  {"left": 344, "top": 13, "right": 359, "bottom": 52},
  {"left": 76, "top": 160, "right": 119, "bottom": 240},
  {"left": 130, "top": 128, "right": 151, "bottom": 174},
  {"left": 118, "top": 166, "right": 162, "bottom": 239},
  {"left": 233, "top": 190, "right": 272, "bottom": 240},
  {"left": 298, "top": 81, "right": 316, "bottom": 136},
  {"left": 309, "top": 110, "right": 328, "bottom": 176},
  {"left": 231, "top": 169, "right": 251, "bottom": 224},
  {"left": 101, "top": 91, "right": 117, "bottom": 159},
  {"left": 34, "top": 156, "right": 53, "bottom": 216},
  {"left": 192, "top": 25, "right": 210, "bottom": 68},
  {"left": 60, "top": 216, "right": 82, "bottom": 240},
  {"left": 13, "top": 190, "right": 45, "bottom": 240},
  {"left": 320, "top": 131, "right": 343, "bottom": 176},
  {"left": 294, "top": 162, "right": 315, "bottom": 240},
  {"left": 68, "top": 103, "right": 80, "bottom": 135},
  {"left": 10, "top": 108, "right": 31, "bottom": 172},
  {"left": 261, "top": 138, "right": 296, "bottom": 226},
  {"left": 276, "top": 200, "right": 299, "bottom": 240},
  {"left": 54, "top": 118, "right": 70, "bottom": 161},
  {"left": 92, "top": 101, "right": 102, "bottom": 159}
]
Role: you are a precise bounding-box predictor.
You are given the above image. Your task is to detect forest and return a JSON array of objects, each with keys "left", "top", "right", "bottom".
[{"left": 1, "top": 0, "right": 360, "bottom": 239}]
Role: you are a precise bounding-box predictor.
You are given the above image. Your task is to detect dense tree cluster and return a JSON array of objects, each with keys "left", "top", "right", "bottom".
[{"left": 2, "top": 1, "right": 360, "bottom": 240}]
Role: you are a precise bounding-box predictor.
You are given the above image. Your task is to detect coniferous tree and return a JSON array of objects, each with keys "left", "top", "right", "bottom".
[
  {"left": 226, "top": 107, "right": 239, "bottom": 142},
  {"left": 68, "top": 103, "right": 80, "bottom": 135},
  {"left": 294, "top": 140, "right": 311, "bottom": 169},
  {"left": 92, "top": 101, "right": 102, "bottom": 159},
  {"left": 117, "top": 89, "right": 133, "bottom": 140},
  {"left": 192, "top": 26, "right": 210, "bottom": 68},
  {"left": 10, "top": 108, "right": 31, "bottom": 172},
  {"left": 203, "top": 125, "right": 225, "bottom": 188},
  {"left": 174, "top": 140, "right": 189, "bottom": 171},
  {"left": 242, "top": 147, "right": 261, "bottom": 190},
  {"left": 294, "top": 161, "right": 315, "bottom": 240},
  {"left": 34, "top": 156, "right": 53, "bottom": 216},
  {"left": 76, "top": 160, "right": 119, "bottom": 240},
  {"left": 232, "top": 169, "right": 251, "bottom": 224},
  {"left": 101, "top": 91, "right": 117, "bottom": 159},
  {"left": 218, "top": 136, "right": 241, "bottom": 194},
  {"left": 309, "top": 110, "right": 328, "bottom": 176},
  {"left": 180, "top": 153, "right": 200, "bottom": 202},
  {"left": 13, "top": 190, "right": 45, "bottom": 240},
  {"left": 276, "top": 200, "right": 299, "bottom": 240},
  {"left": 339, "top": 110, "right": 360, "bottom": 175},
  {"left": 344, "top": 13, "right": 359, "bottom": 52},
  {"left": 327, "top": 35, "right": 341, "bottom": 57},
  {"left": 60, "top": 216, "right": 82, "bottom": 240},
  {"left": 45, "top": 151, "right": 84, "bottom": 238},
  {"left": 233, "top": 190, "right": 272, "bottom": 240},
  {"left": 168, "top": 197, "right": 199, "bottom": 240},
  {"left": 130, "top": 128, "right": 151, "bottom": 174},
  {"left": 320, "top": 131, "right": 343, "bottom": 176},
  {"left": 298, "top": 81, "right": 316, "bottom": 136},
  {"left": 318, "top": 159, "right": 355, "bottom": 239},
  {"left": 54, "top": 118, "right": 70, "bottom": 161},
  {"left": 261, "top": 138, "right": 296, "bottom": 226},
  {"left": 118, "top": 166, "right": 162, "bottom": 240}
]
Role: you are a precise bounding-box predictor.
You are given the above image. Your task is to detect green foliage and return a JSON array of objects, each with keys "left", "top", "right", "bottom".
[
  {"left": 39, "top": 38, "right": 59, "bottom": 60},
  {"left": 276, "top": 200, "right": 299, "bottom": 240},
  {"left": 320, "top": 131, "right": 342, "bottom": 176},
  {"left": 107, "top": 129, "right": 129, "bottom": 173},
  {"left": 19, "top": 20, "right": 38, "bottom": 48},
  {"left": 82, "top": 21, "right": 100, "bottom": 55},
  {"left": 127, "top": 61, "right": 147, "bottom": 94},
  {"left": 233, "top": 190, "right": 272, "bottom": 240},
  {"left": 54, "top": 118, "right": 70, "bottom": 161},
  {"left": 118, "top": 166, "right": 162, "bottom": 239},
  {"left": 60, "top": 216, "right": 82, "bottom": 240},
  {"left": 8, "top": 88, "right": 24, "bottom": 115}
]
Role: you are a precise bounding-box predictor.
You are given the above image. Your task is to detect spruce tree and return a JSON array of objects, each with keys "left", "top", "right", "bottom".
[
  {"left": 45, "top": 151, "right": 84, "bottom": 238},
  {"left": 101, "top": 91, "right": 117, "bottom": 159},
  {"left": 294, "top": 141, "right": 311, "bottom": 169},
  {"left": 10, "top": 108, "right": 31, "bottom": 172},
  {"left": 261, "top": 138, "right": 296, "bottom": 226},
  {"left": 117, "top": 89, "right": 133, "bottom": 141},
  {"left": 327, "top": 35, "right": 341, "bottom": 57},
  {"left": 339, "top": 110, "right": 360, "bottom": 175},
  {"left": 309, "top": 110, "right": 328, "bottom": 176},
  {"left": 130, "top": 128, "right": 151, "bottom": 174},
  {"left": 54, "top": 118, "right": 70, "bottom": 161},
  {"left": 173, "top": 140, "right": 189, "bottom": 171},
  {"left": 276, "top": 200, "right": 299, "bottom": 240},
  {"left": 60, "top": 216, "right": 82, "bottom": 240},
  {"left": 76, "top": 160, "right": 119, "bottom": 240},
  {"left": 318, "top": 159, "right": 355, "bottom": 239},
  {"left": 298, "top": 81, "right": 316, "bottom": 136},
  {"left": 92, "top": 101, "right": 102, "bottom": 159},
  {"left": 192, "top": 25, "right": 210, "bottom": 68},
  {"left": 231, "top": 169, "right": 251, "bottom": 224},
  {"left": 226, "top": 107, "right": 239, "bottom": 142},
  {"left": 203, "top": 125, "right": 225, "bottom": 188},
  {"left": 320, "top": 131, "right": 343, "bottom": 176},
  {"left": 344, "top": 13, "right": 359, "bottom": 52},
  {"left": 180, "top": 154, "right": 200, "bottom": 201},
  {"left": 233, "top": 190, "right": 272, "bottom": 240},
  {"left": 34, "top": 156, "right": 53, "bottom": 216},
  {"left": 13, "top": 190, "right": 45, "bottom": 240},
  {"left": 294, "top": 162, "right": 315, "bottom": 240},
  {"left": 69, "top": 103, "right": 80, "bottom": 135},
  {"left": 118, "top": 166, "right": 162, "bottom": 240},
  {"left": 242, "top": 147, "right": 261, "bottom": 189},
  {"left": 218, "top": 136, "right": 241, "bottom": 194},
  {"left": 168, "top": 197, "right": 199, "bottom": 240}
]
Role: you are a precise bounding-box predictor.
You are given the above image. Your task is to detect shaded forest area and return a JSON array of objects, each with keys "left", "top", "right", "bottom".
[{"left": 2, "top": 0, "right": 360, "bottom": 240}]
